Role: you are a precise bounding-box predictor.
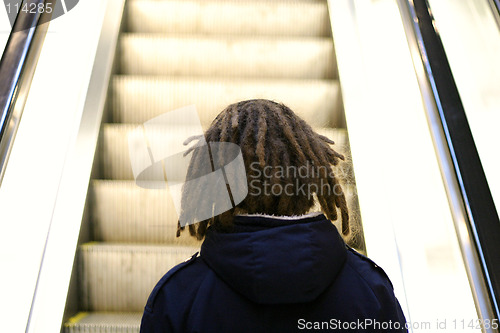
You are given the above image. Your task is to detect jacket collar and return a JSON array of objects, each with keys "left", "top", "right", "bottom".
[{"left": 201, "top": 213, "right": 347, "bottom": 304}]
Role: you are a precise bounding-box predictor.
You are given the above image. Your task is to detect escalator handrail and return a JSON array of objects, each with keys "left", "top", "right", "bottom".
[
  {"left": 495, "top": 0, "right": 500, "bottom": 12},
  {"left": 399, "top": 0, "right": 500, "bottom": 325},
  {"left": 488, "top": 0, "right": 500, "bottom": 31},
  {"left": 0, "top": 0, "right": 47, "bottom": 184}
]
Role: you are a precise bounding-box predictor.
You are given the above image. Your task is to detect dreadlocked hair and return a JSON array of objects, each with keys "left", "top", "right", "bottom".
[{"left": 177, "top": 99, "right": 349, "bottom": 240}]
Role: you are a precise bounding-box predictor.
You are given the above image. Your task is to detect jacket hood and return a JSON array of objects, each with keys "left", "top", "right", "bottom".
[{"left": 200, "top": 213, "right": 347, "bottom": 304}]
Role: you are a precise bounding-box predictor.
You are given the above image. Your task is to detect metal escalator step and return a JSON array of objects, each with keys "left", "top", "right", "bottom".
[
  {"left": 64, "top": 312, "right": 141, "bottom": 333},
  {"left": 80, "top": 243, "right": 200, "bottom": 312},
  {"left": 91, "top": 180, "right": 203, "bottom": 244},
  {"left": 126, "top": 0, "right": 329, "bottom": 37},
  {"left": 99, "top": 124, "right": 348, "bottom": 180},
  {"left": 111, "top": 76, "right": 341, "bottom": 126},
  {"left": 119, "top": 34, "right": 336, "bottom": 79},
  {"left": 100, "top": 123, "right": 202, "bottom": 181}
]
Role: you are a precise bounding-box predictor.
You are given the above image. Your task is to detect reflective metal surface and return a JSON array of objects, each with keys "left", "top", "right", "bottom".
[
  {"left": 428, "top": 0, "right": 500, "bottom": 228},
  {"left": 398, "top": 0, "right": 498, "bottom": 330},
  {"left": 0, "top": 0, "right": 123, "bottom": 331},
  {"left": 25, "top": 0, "right": 126, "bottom": 331},
  {"left": 488, "top": 0, "right": 500, "bottom": 30},
  {"left": 329, "top": 0, "right": 479, "bottom": 330},
  {"left": 0, "top": 0, "right": 46, "bottom": 185}
]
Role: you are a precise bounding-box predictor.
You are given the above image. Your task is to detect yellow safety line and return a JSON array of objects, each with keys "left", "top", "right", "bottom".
[
  {"left": 66, "top": 311, "right": 89, "bottom": 324},
  {"left": 81, "top": 241, "right": 99, "bottom": 249}
]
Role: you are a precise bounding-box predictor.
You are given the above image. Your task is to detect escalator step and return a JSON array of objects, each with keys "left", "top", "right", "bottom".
[
  {"left": 64, "top": 312, "right": 141, "bottom": 333},
  {"left": 111, "top": 76, "right": 341, "bottom": 126},
  {"left": 119, "top": 34, "right": 336, "bottom": 79},
  {"left": 90, "top": 180, "right": 202, "bottom": 244},
  {"left": 79, "top": 243, "right": 200, "bottom": 312},
  {"left": 99, "top": 124, "right": 348, "bottom": 180},
  {"left": 90, "top": 168, "right": 356, "bottom": 246},
  {"left": 126, "top": 0, "right": 329, "bottom": 37}
]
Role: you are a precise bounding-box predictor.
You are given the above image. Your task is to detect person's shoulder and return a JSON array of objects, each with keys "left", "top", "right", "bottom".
[
  {"left": 144, "top": 251, "right": 208, "bottom": 312},
  {"left": 342, "top": 247, "right": 408, "bottom": 331},
  {"left": 344, "top": 246, "right": 395, "bottom": 294},
  {"left": 141, "top": 252, "right": 211, "bottom": 332}
]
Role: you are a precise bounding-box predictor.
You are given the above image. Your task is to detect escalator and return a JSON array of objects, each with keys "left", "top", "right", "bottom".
[
  {"left": 63, "top": 0, "right": 363, "bottom": 331},
  {"left": 3, "top": 0, "right": 498, "bottom": 331}
]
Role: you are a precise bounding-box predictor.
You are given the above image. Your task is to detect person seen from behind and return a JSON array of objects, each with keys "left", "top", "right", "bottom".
[{"left": 140, "top": 99, "right": 408, "bottom": 332}]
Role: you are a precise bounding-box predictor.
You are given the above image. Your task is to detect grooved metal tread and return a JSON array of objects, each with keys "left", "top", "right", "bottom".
[
  {"left": 90, "top": 179, "right": 200, "bottom": 244},
  {"left": 119, "top": 34, "right": 336, "bottom": 79},
  {"left": 99, "top": 124, "right": 348, "bottom": 181},
  {"left": 64, "top": 312, "right": 141, "bottom": 333},
  {"left": 80, "top": 243, "right": 200, "bottom": 312},
  {"left": 127, "top": 0, "right": 329, "bottom": 37},
  {"left": 111, "top": 76, "right": 341, "bottom": 126}
]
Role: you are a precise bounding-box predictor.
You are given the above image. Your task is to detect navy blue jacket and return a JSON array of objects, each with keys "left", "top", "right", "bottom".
[{"left": 140, "top": 214, "right": 407, "bottom": 332}]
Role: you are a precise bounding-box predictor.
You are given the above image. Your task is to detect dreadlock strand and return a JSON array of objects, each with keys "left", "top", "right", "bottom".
[
  {"left": 318, "top": 134, "right": 336, "bottom": 145},
  {"left": 271, "top": 105, "right": 307, "bottom": 164},
  {"left": 255, "top": 108, "right": 268, "bottom": 168}
]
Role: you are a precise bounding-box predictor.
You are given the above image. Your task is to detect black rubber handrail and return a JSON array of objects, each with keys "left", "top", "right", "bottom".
[
  {"left": 411, "top": 0, "right": 500, "bottom": 320},
  {"left": 489, "top": 0, "right": 500, "bottom": 30},
  {"left": 0, "top": 0, "right": 48, "bottom": 184}
]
